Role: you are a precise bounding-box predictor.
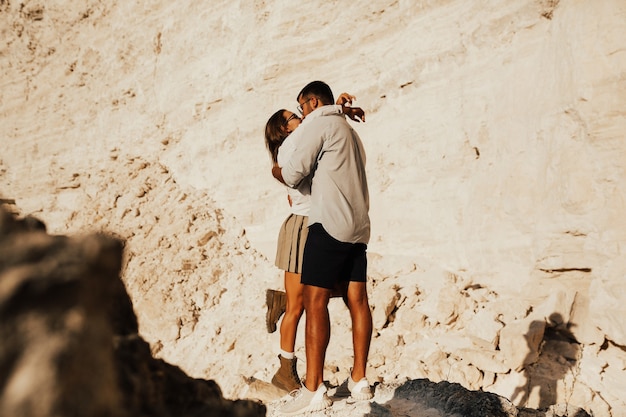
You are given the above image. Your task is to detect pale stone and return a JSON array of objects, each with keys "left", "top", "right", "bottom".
[
  {"left": 488, "top": 371, "right": 529, "bottom": 407},
  {"left": 371, "top": 285, "right": 402, "bottom": 331},
  {"left": 460, "top": 308, "right": 503, "bottom": 348},
  {"left": 569, "top": 291, "right": 605, "bottom": 345},
  {"left": 454, "top": 348, "right": 510, "bottom": 374},
  {"left": 2, "top": 0, "right": 625, "bottom": 414},
  {"left": 499, "top": 318, "right": 546, "bottom": 372},
  {"left": 590, "top": 279, "right": 626, "bottom": 347}
]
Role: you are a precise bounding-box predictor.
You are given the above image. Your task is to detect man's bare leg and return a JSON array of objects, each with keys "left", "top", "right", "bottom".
[
  {"left": 345, "top": 281, "right": 372, "bottom": 381},
  {"left": 302, "top": 284, "right": 332, "bottom": 391}
]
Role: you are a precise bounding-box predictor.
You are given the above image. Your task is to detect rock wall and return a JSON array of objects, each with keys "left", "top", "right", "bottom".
[
  {"left": 1, "top": 0, "right": 625, "bottom": 416},
  {"left": 0, "top": 206, "right": 265, "bottom": 417}
]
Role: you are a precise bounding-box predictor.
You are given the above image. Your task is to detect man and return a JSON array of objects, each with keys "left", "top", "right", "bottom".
[{"left": 272, "top": 81, "right": 373, "bottom": 415}]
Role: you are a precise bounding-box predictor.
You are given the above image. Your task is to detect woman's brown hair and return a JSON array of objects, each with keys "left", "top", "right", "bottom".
[{"left": 264, "top": 109, "right": 289, "bottom": 164}]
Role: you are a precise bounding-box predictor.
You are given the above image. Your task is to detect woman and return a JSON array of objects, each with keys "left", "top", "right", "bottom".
[{"left": 263, "top": 94, "right": 364, "bottom": 393}]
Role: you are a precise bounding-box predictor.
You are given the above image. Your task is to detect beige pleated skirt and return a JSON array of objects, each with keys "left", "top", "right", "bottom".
[{"left": 275, "top": 214, "right": 309, "bottom": 274}]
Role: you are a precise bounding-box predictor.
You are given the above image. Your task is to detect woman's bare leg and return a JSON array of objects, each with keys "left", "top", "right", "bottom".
[{"left": 280, "top": 271, "right": 304, "bottom": 352}]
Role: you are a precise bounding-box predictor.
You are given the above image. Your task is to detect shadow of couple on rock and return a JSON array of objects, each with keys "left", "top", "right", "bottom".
[
  {"left": 355, "top": 312, "right": 590, "bottom": 417},
  {"left": 510, "top": 313, "right": 581, "bottom": 411}
]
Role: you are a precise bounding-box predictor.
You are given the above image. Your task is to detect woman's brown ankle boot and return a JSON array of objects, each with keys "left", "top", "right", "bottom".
[{"left": 271, "top": 355, "right": 301, "bottom": 393}]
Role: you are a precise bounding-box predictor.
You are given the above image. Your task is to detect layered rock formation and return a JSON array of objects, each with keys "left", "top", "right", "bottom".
[
  {"left": 2, "top": 202, "right": 598, "bottom": 417},
  {"left": 0, "top": 206, "right": 265, "bottom": 417},
  {"left": 1, "top": 0, "right": 625, "bottom": 416}
]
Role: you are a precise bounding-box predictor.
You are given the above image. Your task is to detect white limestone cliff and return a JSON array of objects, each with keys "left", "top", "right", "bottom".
[{"left": 2, "top": 0, "right": 625, "bottom": 415}]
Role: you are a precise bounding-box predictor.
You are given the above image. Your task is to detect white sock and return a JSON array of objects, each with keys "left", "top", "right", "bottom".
[{"left": 280, "top": 350, "right": 294, "bottom": 360}]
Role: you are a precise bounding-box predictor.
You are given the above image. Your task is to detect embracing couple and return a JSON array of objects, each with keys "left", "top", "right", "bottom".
[{"left": 263, "top": 80, "right": 373, "bottom": 415}]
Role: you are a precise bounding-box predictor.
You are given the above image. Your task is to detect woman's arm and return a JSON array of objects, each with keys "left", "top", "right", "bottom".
[{"left": 271, "top": 165, "right": 286, "bottom": 185}]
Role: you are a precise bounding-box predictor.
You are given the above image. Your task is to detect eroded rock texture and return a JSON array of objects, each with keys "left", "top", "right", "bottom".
[{"left": 0, "top": 206, "right": 265, "bottom": 417}]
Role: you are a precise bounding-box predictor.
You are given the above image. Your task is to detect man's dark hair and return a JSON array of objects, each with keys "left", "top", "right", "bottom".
[{"left": 297, "top": 81, "right": 334, "bottom": 105}]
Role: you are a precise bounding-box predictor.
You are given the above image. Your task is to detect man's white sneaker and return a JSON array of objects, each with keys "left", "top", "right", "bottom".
[
  {"left": 277, "top": 383, "right": 332, "bottom": 416},
  {"left": 337, "top": 376, "right": 373, "bottom": 400}
]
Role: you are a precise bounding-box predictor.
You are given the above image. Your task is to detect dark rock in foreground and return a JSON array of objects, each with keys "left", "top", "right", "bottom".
[
  {"left": 0, "top": 206, "right": 265, "bottom": 417},
  {"left": 393, "top": 379, "right": 518, "bottom": 417}
]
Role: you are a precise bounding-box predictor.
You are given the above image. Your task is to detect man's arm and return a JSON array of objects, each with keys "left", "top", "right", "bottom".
[{"left": 280, "top": 121, "right": 324, "bottom": 189}]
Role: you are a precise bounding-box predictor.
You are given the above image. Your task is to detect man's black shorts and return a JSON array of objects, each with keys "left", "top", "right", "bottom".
[{"left": 301, "top": 223, "right": 367, "bottom": 289}]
